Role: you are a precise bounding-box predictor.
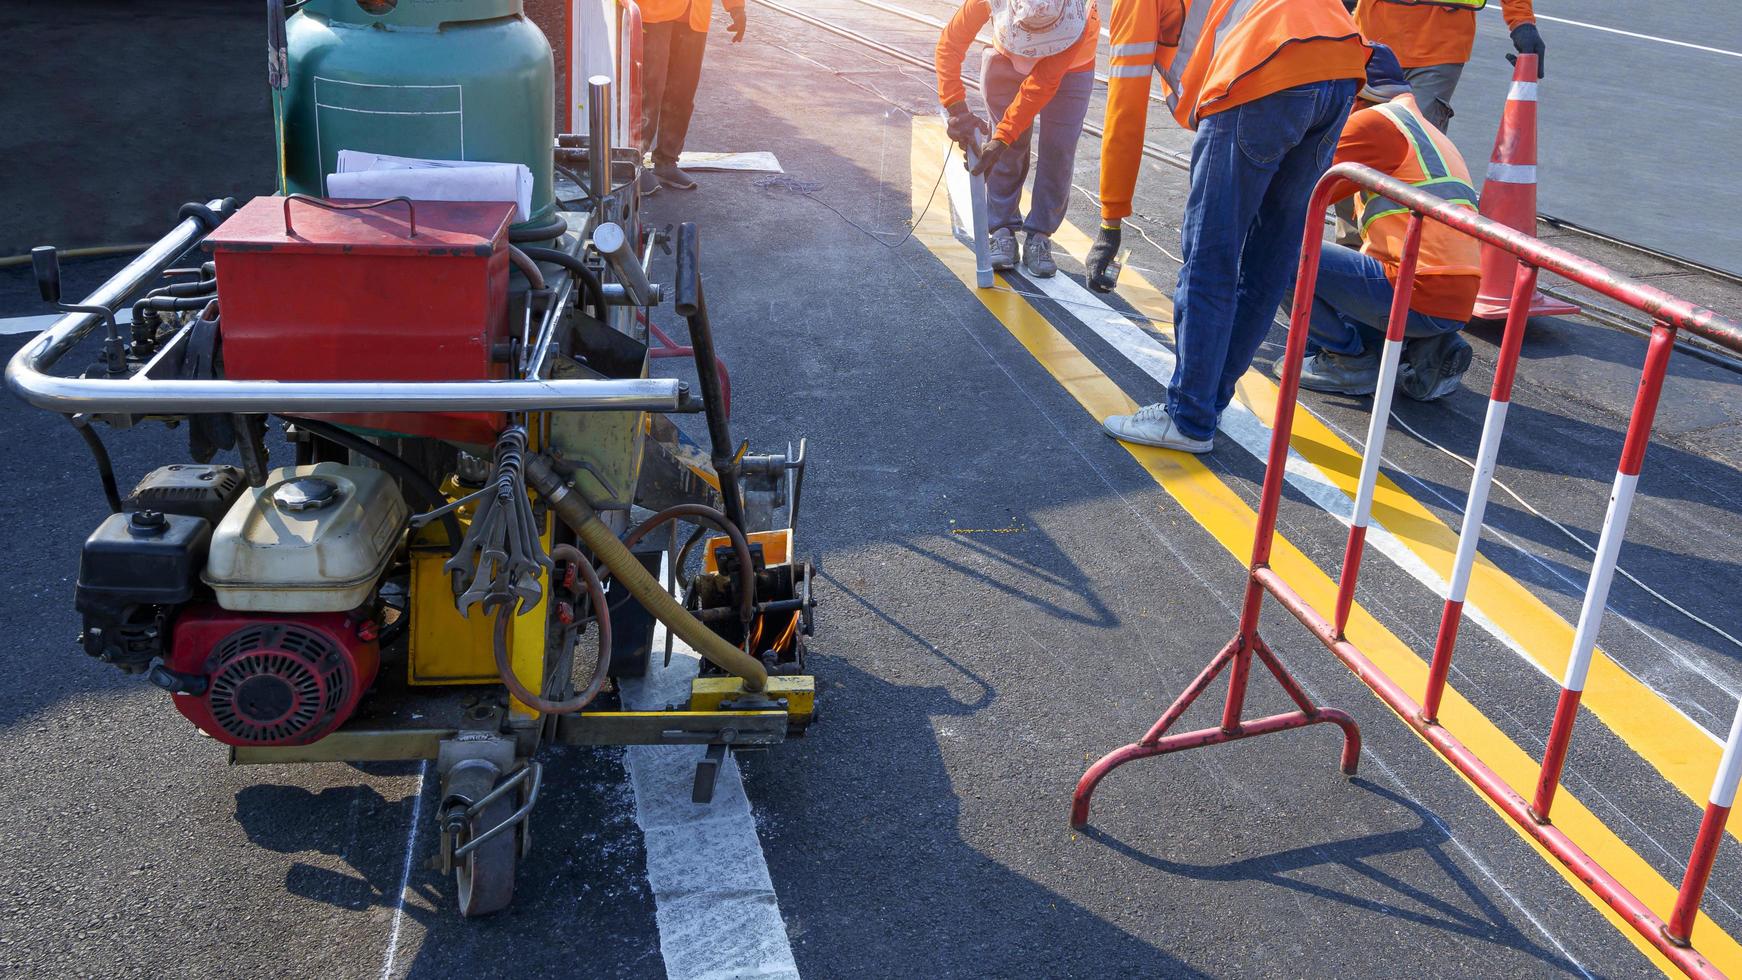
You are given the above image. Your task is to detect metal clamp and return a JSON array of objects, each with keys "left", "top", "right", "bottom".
[
  {"left": 283, "top": 194, "right": 417, "bottom": 237},
  {"left": 452, "top": 761, "right": 543, "bottom": 860}
]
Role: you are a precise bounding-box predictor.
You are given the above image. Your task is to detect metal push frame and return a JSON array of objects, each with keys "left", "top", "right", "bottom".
[{"left": 1070, "top": 162, "right": 1742, "bottom": 978}]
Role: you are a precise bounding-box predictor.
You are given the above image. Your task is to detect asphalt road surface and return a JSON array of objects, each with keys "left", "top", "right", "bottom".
[{"left": 5, "top": 5, "right": 1742, "bottom": 978}]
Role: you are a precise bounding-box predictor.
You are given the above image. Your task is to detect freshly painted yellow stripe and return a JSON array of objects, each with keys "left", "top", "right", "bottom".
[
  {"left": 909, "top": 118, "right": 1730, "bottom": 974},
  {"left": 1046, "top": 190, "right": 1730, "bottom": 834}
]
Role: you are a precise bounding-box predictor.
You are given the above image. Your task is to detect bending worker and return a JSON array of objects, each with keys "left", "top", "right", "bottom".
[
  {"left": 1351, "top": 0, "right": 1543, "bottom": 131},
  {"left": 1289, "top": 44, "right": 1479, "bottom": 403},
  {"left": 1093, "top": 0, "right": 1369, "bottom": 454},
  {"left": 638, "top": 0, "right": 747, "bottom": 196},
  {"left": 935, "top": 0, "right": 1098, "bottom": 278}
]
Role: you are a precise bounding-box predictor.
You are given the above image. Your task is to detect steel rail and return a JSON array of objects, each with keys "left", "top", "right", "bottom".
[{"left": 3, "top": 202, "right": 686, "bottom": 416}]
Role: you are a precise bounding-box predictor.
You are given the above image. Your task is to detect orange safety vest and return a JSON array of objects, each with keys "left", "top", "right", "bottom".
[
  {"left": 1100, "top": 0, "right": 1367, "bottom": 220},
  {"left": 1357, "top": 95, "right": 1480, "bottom": 279},
  {"left": 642, "top": 0, "right": 742, "bottom": 33}
]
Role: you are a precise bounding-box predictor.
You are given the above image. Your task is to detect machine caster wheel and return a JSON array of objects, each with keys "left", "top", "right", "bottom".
[{"left": 456, "top": 794, "right": 518, "bottom": 917}]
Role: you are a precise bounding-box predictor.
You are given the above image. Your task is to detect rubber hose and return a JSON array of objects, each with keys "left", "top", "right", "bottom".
[
  {"left": 277, "top": 416, "right": 464, "bottom": 555},
  {"left": 70, "top": 418, "right": 123, "bottom": 513},
  {"left": 508, "top": 215, "right": 569, "bottom": 244},
  {"left": 525, "top": 454, "right": 768, "bottom": 690},
  {"left": 506, "top": 245, "right": 546, "bottom": 291},
  {"left": 620, "top": 503, "right": 757, "bottom": 626},
  {"left": 516, "top": 245, "right": 607, "bottom": 317},
  {"left": 490, "top": 543, "right": 611, "bottom": 714}
]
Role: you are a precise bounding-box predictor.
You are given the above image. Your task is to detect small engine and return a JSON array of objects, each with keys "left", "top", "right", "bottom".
[
  {"left": 76, "top": 461, "right": 407, "bottom": 746},
  {"left": 159, "top": 607, "right": 380, "bottom": 746}
]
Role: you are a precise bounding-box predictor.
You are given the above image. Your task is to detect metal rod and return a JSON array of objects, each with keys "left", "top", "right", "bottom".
[
  {"left": 592, "top": 222, "right": 657, "bottom": 307},
  {"left": 3, "top": 208, "right": 683, "bottom": 415},
  {"left": 964, "top": 145, "right": 994, "bottom": 288},
  {"left": 587, "top": 74, "right": 613, "bottom": 205},
  {"left": 674, "top": 222, "right": 748, "bottom": 535}
]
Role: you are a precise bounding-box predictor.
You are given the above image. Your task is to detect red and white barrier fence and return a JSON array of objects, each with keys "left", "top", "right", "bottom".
[{"left": 1071, "top": 160, "right": 1742, "bottom": 977}]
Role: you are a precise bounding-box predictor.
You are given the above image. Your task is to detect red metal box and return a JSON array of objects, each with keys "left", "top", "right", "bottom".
[{"left": 205, "top": 195, "right": 516, "bottom": 444}]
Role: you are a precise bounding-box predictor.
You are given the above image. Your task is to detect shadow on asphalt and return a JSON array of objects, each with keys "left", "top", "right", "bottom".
[{"left": 1078, "top": 777, "right": 1590, "bottom": 976}]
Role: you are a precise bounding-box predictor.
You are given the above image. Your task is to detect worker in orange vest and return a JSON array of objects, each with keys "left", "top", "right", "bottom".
[
  {"left": 1095, "top": 0, "right": 1370, "bottom": 454},
  {"left": 935, "top": 0, "right": 1100, "bottom": 277},
  {"left": 1287, "top": 44, "right": 1480, "bottom": 402},
  {"left": 637, "top": 0, "right": 747, "bottom": 196},
  {"left": 1351, "top": 0, "right": 1543, "bottom": 131}
]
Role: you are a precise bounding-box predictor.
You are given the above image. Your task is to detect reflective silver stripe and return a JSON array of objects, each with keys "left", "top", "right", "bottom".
[
  {"left": 1165, "top": 0, "right": 1265, "bottom": 126},
  {"left": 1111, "top": 42, "right": 1158, "bottom": 58},
  {"left": 1487, "top": 161, "right": 1538, "bottom": 183},
  {"left": 1507, "top": 81, "right": 1538, "bottom": 102},
  {"left": 1159, "top": 0, "right": 1218, "bottom": 98},
  {"left": 1108, "top": 63, "right": 1154, "bottom": 78}
]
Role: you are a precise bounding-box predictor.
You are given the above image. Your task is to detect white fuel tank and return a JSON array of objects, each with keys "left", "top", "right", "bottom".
[{"left": 204, "top": 463, "right": 409, "bottom": 612}]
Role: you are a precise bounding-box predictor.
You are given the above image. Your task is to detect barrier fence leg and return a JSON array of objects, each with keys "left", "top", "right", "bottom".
[
  {"left": 1333, "top": 217, "right": 1423, "bottom": 637},
  {"left": 1070, "top": 185, "right": 1362, "bottom": 830},
  {"left": 1668, "top": 698, "right": 1742, "bottom": 946},
  {"left": 1531, "top": 321, "right": 1678, "bottom": 822},
  {"left": 1421, "top": 264, "right": 1540, "bottom": 723}
]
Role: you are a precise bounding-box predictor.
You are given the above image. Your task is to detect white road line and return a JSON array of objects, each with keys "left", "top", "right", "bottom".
[
  {"left": 622, "top": 618, "right": 799, "bottom": 980},
  {"left": 379, "top": 760, "right": 429, "bottom": 980},
  {"left": 1485, "top": 8, "right": 1742, "bottom": 60},
  {"left": 939, "top": 160, "right": 1722, "bottom": 747}
]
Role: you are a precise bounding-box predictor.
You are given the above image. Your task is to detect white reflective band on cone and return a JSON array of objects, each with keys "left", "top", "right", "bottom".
[
  {"left": 1447, "top": 398, "right": 1512, "bottom": 602},
  {"left": 1487, "top": 162, "right": 1539, "bottom": 183},
  {"left": 1712, "top": 698, "right": 1742, "bottom": 808},
  {"left": 1561, "top": 471, "right": 1640, "bottom": 692},
  {"left": 1352, "top": 337, "right": 1407, "bottom": 527},
  {"left": 1507, "top": 81, "right": 1539, "bottom": 102}
]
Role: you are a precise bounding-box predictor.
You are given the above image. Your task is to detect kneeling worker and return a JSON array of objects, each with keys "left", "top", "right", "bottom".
[
  {"left": 1295, "top": 45, "right": 1478, "bottom": 402},
  {"left": 935, "top": 0, "right": 1098, "bottom": 278}
]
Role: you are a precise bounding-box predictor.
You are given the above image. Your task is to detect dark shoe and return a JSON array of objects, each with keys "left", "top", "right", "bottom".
[
  {"left": 654, "top": 163, "right": 697, "bottom": 190},
  {"left": 1398, "top": 332, "right": 1473, "bottom": 402},
  {"left": 1023, "top": 232, "right": 1057, "bottom": 278},
  {"left": 1293, "top": 349, "right": 1381, "bottom": 396},
  {"left": 988, "top": 228, "right": 1018, "bottom": 272},
  {"left": 636, "top": 169, "right": 661, "bottom": 197}
]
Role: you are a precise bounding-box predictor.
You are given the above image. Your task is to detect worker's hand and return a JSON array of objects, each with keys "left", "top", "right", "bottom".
[
  {"left": 1509, "top": 22, "right": 1545, "bottom": 77},
  {"left": 969, "top": 138, "right": 1008, "bottom": 176},
  {"left": 944, "top": 101, "right": 988, "bottom": 152},
  {"left": 727, "top": 4, "right": 746, "bottom": 43},
  {"left": 1086, "top": 224, "right": 1122, "bottom": 293}
]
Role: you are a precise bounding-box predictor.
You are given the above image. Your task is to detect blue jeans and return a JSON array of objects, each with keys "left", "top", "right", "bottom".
[
  {"left": 1166, "top": 79, "right": 1359, "bottom": 441},
  {"left": 979, "top": 53, "right": 1094, "bottom": 236},
  {"left": 1307, "top": 243, "right": 1466, "bottom": 357}
]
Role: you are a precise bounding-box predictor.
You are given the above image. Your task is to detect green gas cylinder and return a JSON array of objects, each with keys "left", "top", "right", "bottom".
[{"left": 283, "top": 0, "right": 556, "bottom": 232}]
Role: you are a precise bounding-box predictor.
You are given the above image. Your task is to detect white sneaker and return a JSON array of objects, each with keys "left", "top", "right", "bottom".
[{"left": 1101, "top": 403, "right": 1213, "bottom": 453}]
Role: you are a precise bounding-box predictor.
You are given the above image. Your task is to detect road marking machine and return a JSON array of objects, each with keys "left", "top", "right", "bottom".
[{"left": 5, "top": 0, "right": 816, "bottom": 916}]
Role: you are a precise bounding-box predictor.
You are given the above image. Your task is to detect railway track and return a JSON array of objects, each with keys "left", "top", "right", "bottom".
[{"left": 751, "top": 0, "right": 1742, "bottom": 373}]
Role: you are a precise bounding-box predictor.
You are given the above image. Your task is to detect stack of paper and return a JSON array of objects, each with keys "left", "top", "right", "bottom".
[{"left": 328, "top": 150, "right": 533, "bottom": 220}]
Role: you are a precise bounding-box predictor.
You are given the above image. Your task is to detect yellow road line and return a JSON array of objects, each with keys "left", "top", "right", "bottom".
[
  {"left": 909, "top": 117, "right": 1731, "bottom": 974},
  {"left": 1046, "top": 182, "right": 1731, "bottom": 837}
]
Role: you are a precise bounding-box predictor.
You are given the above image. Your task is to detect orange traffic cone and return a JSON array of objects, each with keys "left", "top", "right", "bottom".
[{"left": 1472, "top": 53, "right": 1579, "bottom": 320}]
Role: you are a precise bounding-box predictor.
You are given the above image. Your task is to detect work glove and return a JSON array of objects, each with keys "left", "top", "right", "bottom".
[
  {"left": 1086, "top": 224, "right": 1122, "bottom": 293},
  {"left": 1508, "top": 22, "right": 1545, "bottom": 77},
  {"left": 943, "top": 101, "right": 988, "bottom": 153},
  {"left": 969, "top": 138, "right": 1008, "bottom": 176},
  {"left": 727, "top": 4, "right": 746, "bottom": 43}
]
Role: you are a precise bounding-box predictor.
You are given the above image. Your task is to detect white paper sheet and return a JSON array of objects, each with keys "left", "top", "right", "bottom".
[{"left": 330, "top": 151, "right": 533, "bottom": 220}]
